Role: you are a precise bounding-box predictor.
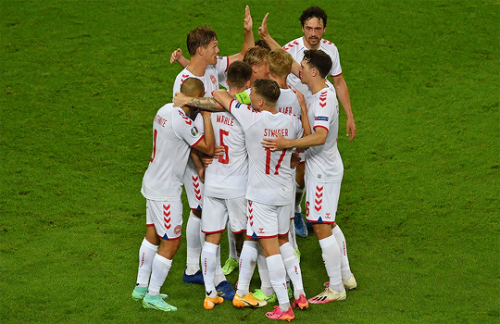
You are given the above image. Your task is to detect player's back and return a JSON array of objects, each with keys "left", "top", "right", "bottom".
[
  {"left": 141, "top": 104, "right": 199, "bottom": 201},
  {"left": 204, "top": 111, "right": 248, "bottom": 199},
  {"left": 276, "top": 88, "right": 301, "bottom": 119},
  {"left": 243, "top": 111, "right": 303, "bottom": 206}
]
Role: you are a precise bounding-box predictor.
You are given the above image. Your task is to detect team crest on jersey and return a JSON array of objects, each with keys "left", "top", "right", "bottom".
[
  {"left": 174, "top": 225, "right": 181, "bottom": 235},
  {"left": 210, "top": 75, "right": 217, "bottom": 84},
  {"left": 315, "top": 116, "right": 329, "bottom": 121},
  {"left": 191, "top": 126, "right": 199, "bottom": 136}
]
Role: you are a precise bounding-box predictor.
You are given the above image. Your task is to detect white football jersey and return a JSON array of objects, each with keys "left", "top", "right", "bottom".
[
  {"left": 304, "top": 88, "right": 343, "bottom": 182},
  {"left": 173, "top": 56, "right": 229, "bottom": 98},
  {"left": 283, "top": 37, "right": 342, "bottom": 96},
  {"left": 276, "top": 88, "right": 302, "bottom": 119},
  {"left": 229, "top": 100, "right": 303, "bottom": 205},
  {"left": 141, "top": 104, "right": 204, "bottom": 201},
  {"left": 200, "top": 111, "right": 248, "bottom": 199}
]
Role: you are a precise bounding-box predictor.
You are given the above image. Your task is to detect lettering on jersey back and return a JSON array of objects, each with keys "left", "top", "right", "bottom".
[
  {"left": 216, "top": 114, "right": 234, "bottom": 126},
  {"left": 278, "top": 107, "right": 293, "bottom": 115},
  {"left": 154, "top": 114, "right": 167, "bottom": 127},
  {"left": 264, "top": 128, "right": 289, "bottom": 137}
]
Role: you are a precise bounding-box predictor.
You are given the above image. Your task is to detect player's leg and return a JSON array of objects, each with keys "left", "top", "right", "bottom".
[
  {"left": 332, "top": 222, "right": 357, "bottom": 290},
  {"left": 223, "top": 229, "right": 239, "bottom": 275},
  {"left": 305, "top": 181, "right": 346, "bottom": 304},
  {"left": 183, "top": 162, "right": 205, "bottom": 283},
  {"left": 142, "top": 200, "right": 183, "bottom": 312},
  {"left": 294, "top": 162, "right": 308, "bottom": 237},
  {"left": 223, "top": 196, "right": 246, "bottom": 276},
  {"left": 132, "top": 224, "right": 161, "bottom": 301},
  {"left": 261, "top": 237, "right": 294, "bottom": 321}
]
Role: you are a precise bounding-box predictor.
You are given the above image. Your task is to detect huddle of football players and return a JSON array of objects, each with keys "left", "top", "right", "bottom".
[{"left": 131, "top": 5, "right": 358, "bottom": 321}]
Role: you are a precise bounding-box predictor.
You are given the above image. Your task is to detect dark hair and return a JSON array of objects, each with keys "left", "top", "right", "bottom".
[
  {"left": 299, "top": 6, "right": 327, "bottom": 27},
  {"left": 303, "top": 50, "right": 332, "bottom": 78},
  {"left": 186, "top": 26, "right": 218, "bottom": 56},
  {"left": 227, "top": 61, "right": 252, "bottom": 89},
  {"left": 255, "top": 39, "right": 271, "bottom": 51},
  {"left": 252, "top": 79, "right": 280, "bottom": 105}
]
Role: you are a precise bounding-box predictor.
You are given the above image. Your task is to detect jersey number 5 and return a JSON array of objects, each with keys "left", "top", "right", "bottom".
[
  {"left": 265, "top": 148, "right": 286, "bottom": 175},
  {"left": 218, "top": 129, "right": 229, "bottom": 164}
]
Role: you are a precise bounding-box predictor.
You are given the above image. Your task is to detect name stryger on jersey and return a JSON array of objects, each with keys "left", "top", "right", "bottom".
[{"left": 263, "top": 128, "right": 289, "bottom": 137}]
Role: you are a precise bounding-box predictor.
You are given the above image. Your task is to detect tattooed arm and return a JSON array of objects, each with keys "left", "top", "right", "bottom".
[{"left": 174, "top": 92, "right": 225, "bottom": 112}]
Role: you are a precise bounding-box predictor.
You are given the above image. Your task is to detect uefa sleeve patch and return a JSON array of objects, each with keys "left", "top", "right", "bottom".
[
  {"left": 191, "top": 127, "right": 199, "bottom": 136},
  {"left": 315, "top": 116, "right": 329, "bottom": 121},
  {"left": 235, "top": 103, "right": 242, "bottom": 109}
]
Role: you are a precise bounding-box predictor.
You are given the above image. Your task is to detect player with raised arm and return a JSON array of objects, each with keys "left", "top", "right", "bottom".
[
  {"left": 132, "top": 78, "right": 214, "bottom": 312},
  {"left": 262, "top": 50, "right": 356, "bottom": 304},
  {"left": 259, "top": 7, "right": 357, "bottom": 237},
  {"left": 172, "top": 7, "right": 254, "bottom": 287}
]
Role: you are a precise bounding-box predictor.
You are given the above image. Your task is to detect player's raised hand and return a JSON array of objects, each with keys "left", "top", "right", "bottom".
[
  {"left": 261, "top": 131, "right": 289, "bottom": 151},
  {"left": 170, "top": 48, "right": 182, "bottom": 64},
  {"left": 244, "top": 5, "right": 253, "bottom": 32},
  {"left": 258, "top": 13, "right": 269, "bottom": 39},
  {"left": 346, "top": 118, "right": 357, "bottom": 142},
  {"left": 173, "top": 92, "right": 189, "bottom": 107}
]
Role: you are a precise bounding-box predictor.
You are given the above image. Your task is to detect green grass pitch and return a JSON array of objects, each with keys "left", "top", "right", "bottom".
[{"left": 1, "top": 1, "right": 498, "bottom": 323}]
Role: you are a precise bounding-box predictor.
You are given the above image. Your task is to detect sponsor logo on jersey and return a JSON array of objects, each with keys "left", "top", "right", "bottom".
[
  {"left": 315, "top": 116, "right": 329, "bottom": 121},
  {"left": 258, "top": 228, "right": 265, "bottom": 234},
  {"left": 191, "top": 126, "right": 199, "bottom": 136},
  {"left": 210, "top": 75, "right": 217, "bottom": 84}
]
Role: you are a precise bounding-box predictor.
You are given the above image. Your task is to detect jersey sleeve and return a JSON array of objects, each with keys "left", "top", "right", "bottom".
[
  {"left": 173, "top": 72, "right": 189, "bottom": 98},
  {"left": 216, "top": 56, "right": 229, "bottom": 75},
  {"left": 327, "top": 43, "right": 342, "bottom": 77},
  {"left": 193, "top": 113, "right": 205, "bottom": 135},
  {"left": 228, "top": 99, "right": 257, "bottom": 130},
  {"left": 311, "top": 92, "right": 336, "bottom": 132},
  {"left": 172, "top": 109, "right": 204, "bottom": 147}
]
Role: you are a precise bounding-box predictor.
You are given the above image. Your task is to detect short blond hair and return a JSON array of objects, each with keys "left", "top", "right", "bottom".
[
  {"left": 180, "top": 78, "right": 205, "bottom": 97},
  {"left": 268, "top": 49, "right": 293, "bottom": 78},
  {"left": 243, "top": 46, "right": 269, "bottom": 67}
]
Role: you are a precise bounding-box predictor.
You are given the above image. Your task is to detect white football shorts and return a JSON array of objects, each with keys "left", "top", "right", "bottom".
[
  {"left": 146, "top": 199, "right": 183, "bottom": 240},
  {"left": 305, "top": 179, "right": 341, "bottom": 224},
  {"left": 201, "top": 195, "right": 247, "bottom": 234},
  {"left": 246, "top": 200, "right": 292, "bottom": 239}
]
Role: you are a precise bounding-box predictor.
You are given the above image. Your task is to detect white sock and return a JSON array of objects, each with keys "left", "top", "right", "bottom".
[
  {"left": 136, "top": 238, "right": 159, "bottom": 287},
  {"left": 257, "top": 245, "right": 273, "bottom": 296},
  {"left": 280, "top": 242, "right": 304, "bottom": 299},
  {"left": 295, "top": 182, "right": 305, "bottom": 214},
  {"left": 148, "top": 253, "right": 172, "bottom": 295},
  {"left": 201, "top": 242, "right": 218, "bottom": 298},
  {"left": 332, "top": 225, "right": 352, "bottom": 280},
  {"left": 289, "top": 219, "right": 298, "bottom": 250},
  {"left": 227, "top": 229, "right": 238, "bottom": 260},
  {"left": 266, "top": 254, "right": 291, "bottom": 311},
  {"left": 214, "top": 243, "right": 226, "bottom": 286},
  {"left": 319, "top": 235, "right": 343, "bottom": 293},
  {"left": 236, "top": 241, "right": 258, "bottom": 297},
  {"left": 186, "top": 212, "right": 202, "bottom": 275}
]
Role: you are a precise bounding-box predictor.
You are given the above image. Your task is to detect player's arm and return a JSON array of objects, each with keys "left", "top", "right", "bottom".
[
  {"left": 227, "top": 5, "right": 255, "bottom": 65},
  {"left": 174, "top": 92, "right": 225, "bottom": 112},
  {"left": 293, "top": 89, "right": 312, "bottom": 136},
  {"left": 261, "top": 127, "right": 328, "bottom": 151},
  {"left": 212, "top": 89, "right": 235, "bottom": 112},
  {"left": 259, "top": 13, "right": 301, "bottom": 77},
  {"left": 192, "top": 111, "right": 215, "bottom": 156},
  {"left": 332, "top": 74, "right": 356, "bottom": 141},
  {"left": 190, "top": 148, "right": 206, "bottom": 182},
  {"left": 170, "top": 48, "right": 190, "bottom": 68}
]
